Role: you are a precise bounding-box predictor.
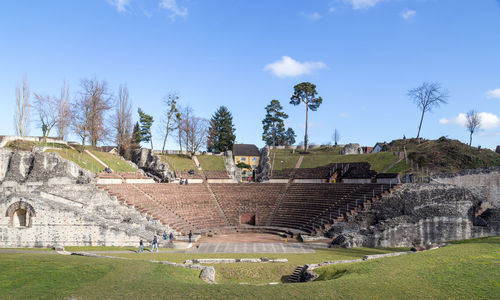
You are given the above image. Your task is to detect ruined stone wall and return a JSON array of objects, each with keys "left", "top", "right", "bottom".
[
  {"left": 0, "top": 182, "right": 176, "bottom": 247},
  {"left": 0, "top": 149, "right": 92, "bottom": 184},
  {"left": 328, "top": 183, "right": 500, "bottom": 247},
  {"left": 431, "top": 167, "right": 500, "bottom": 208},
  {"left": 131, "top": 148, "right": 175, "bottom": 182},
  {"left": 255, "top": 146, "right": 271, "bottom": 182}
]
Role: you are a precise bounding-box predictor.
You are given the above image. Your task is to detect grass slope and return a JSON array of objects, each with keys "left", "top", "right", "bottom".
[
  {"left": 159, "top": 154, "right": 196, "bottom": 171},
  {"left": 388, "top": 137, "right": 500, "bottom": 174},
  {"left": 270, "top": 147, "right": 399, "bottom": 173},
  {"left": 197, "top": 155, "right": 226, "bottom": 170},
  {"left": 46, "top": 148, "right": 104, "bottom": 173},
  {"left": 1, "top": 238, "right": 497, "bottom": 299},
  {"left": 88, "top": 149, "right": 137, "bottom": 172}
]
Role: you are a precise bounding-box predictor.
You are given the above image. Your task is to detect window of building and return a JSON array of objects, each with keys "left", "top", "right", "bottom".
[
  {"left": 241, "top": 157, "right": 246, "bottom": 161},
  {"left": 252, "top": 157, "right": 257, "bottom": 162}
]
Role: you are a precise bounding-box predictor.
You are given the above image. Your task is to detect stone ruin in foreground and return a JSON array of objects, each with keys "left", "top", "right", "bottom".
[{"left": 0, "top": 148, "right": 498, "bottom": 248}]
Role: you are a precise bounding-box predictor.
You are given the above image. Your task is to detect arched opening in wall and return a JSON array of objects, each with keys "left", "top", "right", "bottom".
[
  {"left": 6, "top": 201, "right": 36, "bottom": 228},
  {"left": 13, "top": 209, "right": 27, "bottom": 227},
  {"left": 240, "top": 213, "right": 256, "bottom": 225}
]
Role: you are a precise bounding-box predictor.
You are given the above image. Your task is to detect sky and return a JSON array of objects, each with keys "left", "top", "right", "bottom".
[{"left": 0, "top": 0, "right": 499, "bottom": 150}]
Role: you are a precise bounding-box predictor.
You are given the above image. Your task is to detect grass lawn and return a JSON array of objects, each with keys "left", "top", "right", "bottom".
[
  {"left": 159, "top": 154, "right": 197, "bottom": 171},
  {"left": 269, "top": 149, "right": 300, "bottom": 170},
  {"left": 196, "top": 155, "right": 226, "bottom": 170},
  {"left": 65, "top": 246, "right": 139, "bottom": 252},
  {"left": 88, "top": 150, "right": 137, "bottom": 172},
  {"left": 0, "top": 238, "right": 498, "bottom": 299},
  {"left": 46, "top": 148, "right": 104, "bottom": 173}
]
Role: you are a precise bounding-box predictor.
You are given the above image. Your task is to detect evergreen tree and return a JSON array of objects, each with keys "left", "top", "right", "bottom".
[
  {"left": 290, "top": 82, "right": 323, "bottom": 151},
  {"left": 262, "top": 99, "right": 289, "bottom": 146},
  {"left": 131, "top": 121, "right": 141, "bottom": 151},
  {"left": 206, "top": 106, "right": 236, "bottom": 152},
  {"left": 138, "top": 108, "right": 154, "bottom": 149},
  {"left": 283, "top": 127, "right": 296, "bottom": 146}
]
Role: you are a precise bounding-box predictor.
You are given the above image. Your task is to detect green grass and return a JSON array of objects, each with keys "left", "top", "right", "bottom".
[
  {"left": 106, "top": 247, "right": 406, "bottom": 284},
  {"left": 159, "top": 154, "right": 197, "bottom": 171},
  {"left": 268, "top": 147, "right": 399, "bottom": 173},
  {"left": 0, "top": 238, "right": 498, "bottom": 299},
  {"left": 4, "top": 140, "right": 70, "bottom": 151},
  {"left": 65, "top": 246, "right": 139, "bottom": 252},
  {"left": 88, "top": 150, "right": 137, "bottom": 172},
  {"left": 314, "top": 237, "right": 500, "bottom": 299},
  {"left": 46, "top": 148, "right": 104, "bottom": 173},
  {"left": 197, "top": 155, "right": 226, "bottom": 170}
]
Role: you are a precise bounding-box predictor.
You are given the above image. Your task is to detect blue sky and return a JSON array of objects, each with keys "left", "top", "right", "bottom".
[{"left": 1, "top": 0, "right": 499, "bottom": 150}]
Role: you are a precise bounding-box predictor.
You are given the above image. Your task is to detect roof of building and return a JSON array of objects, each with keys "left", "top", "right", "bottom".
[{"left": 233, "top": 144, "right": 260, "bottom": 156}]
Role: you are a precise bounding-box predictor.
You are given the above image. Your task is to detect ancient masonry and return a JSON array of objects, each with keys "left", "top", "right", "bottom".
[
  {"left": 328, "top": 167, "right": 500, "bottom": 247},
  {"left": 0, "top": 149, "right": 175, "bottom": 248}
]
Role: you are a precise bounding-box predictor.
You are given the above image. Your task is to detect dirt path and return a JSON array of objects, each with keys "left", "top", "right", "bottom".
[{"left": 295, "top": 155, "right": 304, "bottom": 168}]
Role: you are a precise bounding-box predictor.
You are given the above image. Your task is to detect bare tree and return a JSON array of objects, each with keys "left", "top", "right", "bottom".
[
  {"left": 466, "top": 110, "right": 481, "bottom": 146},
  {"left": 160, "top": 93, "right": 181, "bottom": 154},
  {"left": 178, "top": 106, "right": 208, "bottom": 153},
  {"left": 332, "top": 128, "right": 340, "bottom": 146},
  {"left": 56, "top": 81, "right": 72, "bottom": 140},
  {"left": 33, "top": 94, "right": 58, "bottom": 143},
  {"left": 408, "top": 82, "right": 449, "bottom": 142},
  {"left": 80, "top": 78, "right": 113, "bottom": 147},
  {"left": 72, "top": 94, "right": 92, "bottom": 152},
  {"left": 114, "top": 84, "right": 133, "bottom": 156},
  {"left": 14, "top": 75, "right": 31, "bottom": 136}
]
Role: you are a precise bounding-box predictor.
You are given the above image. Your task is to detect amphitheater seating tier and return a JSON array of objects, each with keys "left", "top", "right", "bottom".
[{"left": 97, "top": 182, "right": 394, "bottom": 234}]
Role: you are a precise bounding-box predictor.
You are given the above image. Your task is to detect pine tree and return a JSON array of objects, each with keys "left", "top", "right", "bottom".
[
  {"left": 290, "top": 82, "right": 323, "bottom": 151},
  {"left": 283, "top": 127, "right": 296, "bottom": 146},
  {"left": 131, "top": 122, "right": 141, "bottom": 151},
  {"left": 262, "top": 99, "right": 288, "bottom": 146},
  {"left": 206, "top": 106, "right": 236, "bottom": 152},
  {"left": 138, "top": 108, "right": 154, "bottom": 149}
]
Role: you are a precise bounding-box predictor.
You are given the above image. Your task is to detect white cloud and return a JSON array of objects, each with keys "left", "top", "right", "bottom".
[
  {"left": 329, "top": 7, "right": 337, "bottom": 13},
  {"left": 344, "top": 0, "right": 382, "bottom": 10},
  {"left": 486, "top": 88, "right": 500, "bottom": 99},
  {"left": 159, "top": 0, "right": 188, "bottom": 19},
  {"left": 340, "top": 112, "right": 349, "bottom": 118},
  {"left": 300, "top": 12, "right": 322, "bottom": 20},
  {"left": 108, "top": 0, "right": 130, "bottom": 12},
  {"left": 263, "top": 56, "right": 326, "bottom": 78},
  {"left": 401, "top": 9, "right": 416, "bottom": 20},
  {"left": 440, "top": 112, "right": 500, "bottom": 130}
]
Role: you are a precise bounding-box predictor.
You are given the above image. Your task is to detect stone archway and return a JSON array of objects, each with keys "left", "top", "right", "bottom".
[{"left": 6, "top": 201, "right": 36, "bottom": 228}]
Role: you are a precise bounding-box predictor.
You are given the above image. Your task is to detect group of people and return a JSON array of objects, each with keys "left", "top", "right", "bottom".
[
  {"left": 137, "top": 232, "right": 175, "bottom": 253},
  {"left": 179, "top": 177, "right": 189, "bottom": 185}
]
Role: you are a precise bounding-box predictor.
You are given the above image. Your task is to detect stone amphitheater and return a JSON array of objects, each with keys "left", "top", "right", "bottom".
[{"left": 1, "top": 146, "right": 499, "bottom": 248}]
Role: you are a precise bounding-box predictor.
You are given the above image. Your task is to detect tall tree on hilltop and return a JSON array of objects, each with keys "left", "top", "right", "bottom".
[
  {"left": 114, "top": 84, "right": 133, "bottom": 157},
  {"left": 72, "top": 93, "right": 92, "bottom": 153},
  {"left": 262, "top": 99, "right": 289, "bottom": 146},
  {"left": 290, "top": 82, "right": 323, "bottom": 151},
  {"left": 160, "top": 93, "right": 181, "bottom": 154},
  {"left": 333, "top": 128, "right": 340, "bottom": 146},
  {"left": 408, "top": 81, "right": 449, "bottom": 143},
  {"left": 14, "top": 75, "right": 31, "bottom": 136},
  {"left": 207, "top": 106, "right": 236, "bottom": 152},
  {"left": 80, "top": 78, "right": 113, "bottom": 147},
  {"left": 138, "top": 108, "right": 154, "bottom": 149},
  {"left": 465, "top": 110, "right": 481, "bottom": 146}
]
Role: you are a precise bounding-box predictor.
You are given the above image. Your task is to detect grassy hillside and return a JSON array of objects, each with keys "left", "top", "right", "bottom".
[
  {"left": 46, "top": 148, "right": 105, "bottom": 173},
  {"left": 88, "top": 149, "right": 137, "bottom": 172},
  {"left": 0, "top": 237, "right": 497, "bottom": 299},
  {"left": 269, "top": 138, "right": 500, "bottom": 175},
  {"left": 388, "top": 137, "right": 500, "bottom": 174},
  {"left": 159, "top": 154, "right": 197, "bottom": 171},
  {"left": 197, "top": 155, "right": 226, "bottom": 170},
  {"left": 270, "top": 147, "right": 399, "bottom": 173}
]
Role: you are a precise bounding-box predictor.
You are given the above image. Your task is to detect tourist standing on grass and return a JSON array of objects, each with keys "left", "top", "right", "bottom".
[
  {"left": 138, "top": 239, "right": 144, "bottom": 253},
  {"left": 151, "top": 235, "right": 159, "bottom": 252},
  {"left": 169, "top": 232, "right": 174, "bottom": 244},
  {"left": 188, "top": 230, "right": 192, "bottom": 243}
]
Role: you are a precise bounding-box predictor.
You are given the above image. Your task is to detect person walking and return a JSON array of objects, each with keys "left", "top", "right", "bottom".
[
  {"left": 188, "top": 230, "right": 192, "bottom": 243},
  {"left": 151, "top": 235, "right": 159, "bottom": 253},
  {"left": 138, "top": 239, "right": 144, "bottom": 253},
  {"left": 169, "top": 232, "right": 174, "bottom": 244}
]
